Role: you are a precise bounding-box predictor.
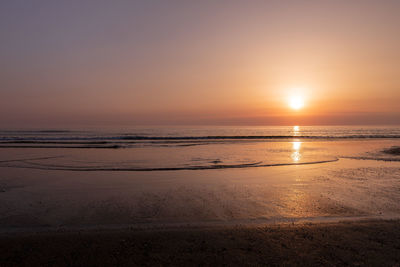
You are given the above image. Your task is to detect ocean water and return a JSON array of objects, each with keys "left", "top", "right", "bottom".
[{"left": 0, "top": 126, "right": 399, "bottom": 171}]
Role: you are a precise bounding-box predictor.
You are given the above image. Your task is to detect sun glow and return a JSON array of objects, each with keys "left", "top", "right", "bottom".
[{"left": 289, "top": 95, "right": 304, "bottom": 110}]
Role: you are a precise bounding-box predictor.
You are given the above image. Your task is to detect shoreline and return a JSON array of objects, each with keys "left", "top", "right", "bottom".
[{"left": 1, "top": 219, "right": 400, "bottom": 266}]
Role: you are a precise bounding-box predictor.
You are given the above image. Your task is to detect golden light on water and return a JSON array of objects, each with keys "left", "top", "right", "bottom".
[
  {"left": 291, "top": 141, "right": 302, "bottom": 162},
  {"left": 292, "top": 141, "right": 301, "bottom": 151}
]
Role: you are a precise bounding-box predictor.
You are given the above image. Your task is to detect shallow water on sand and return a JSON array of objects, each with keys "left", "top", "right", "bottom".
[{"left": 0, "top": 127, "right": 400, "bottom": 229}]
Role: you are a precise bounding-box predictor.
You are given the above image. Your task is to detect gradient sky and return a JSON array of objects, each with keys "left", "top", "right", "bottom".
[{"left": 1, "top": 0, "right": 400, "bottom": 127}]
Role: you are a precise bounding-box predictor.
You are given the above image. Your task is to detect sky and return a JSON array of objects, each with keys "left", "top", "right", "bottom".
[{"left": 1, "top": 0, "right": 400, "bottom": 127}]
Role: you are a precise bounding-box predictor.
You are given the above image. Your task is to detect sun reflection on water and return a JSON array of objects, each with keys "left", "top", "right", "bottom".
[
  {"left": 293, "top": 125, "right": 300, "bottom": 136},
  {"left": 291, "top": 141, "right": 302, "bottom": 162}
]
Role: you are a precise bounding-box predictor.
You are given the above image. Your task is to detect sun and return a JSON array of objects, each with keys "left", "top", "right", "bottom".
[{"left": 289, "top": 95, "right": 304, "bottom": 110}]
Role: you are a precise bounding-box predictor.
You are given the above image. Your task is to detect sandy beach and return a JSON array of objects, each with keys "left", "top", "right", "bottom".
[
  {"left": 1, "top": 137, "right": 400, "bottom": 266},
  {"left": 1, "top": 220, "right": 400, "bottom": 266}
]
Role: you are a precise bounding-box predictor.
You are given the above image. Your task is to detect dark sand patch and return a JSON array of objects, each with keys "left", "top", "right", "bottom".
[{"left": 1, "top": 220, "right": 400, "bottom": 266}]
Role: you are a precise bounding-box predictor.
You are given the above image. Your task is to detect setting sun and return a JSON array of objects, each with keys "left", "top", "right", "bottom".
[{"left": 289, "top": 95, "right": 305, "bottom": 110}]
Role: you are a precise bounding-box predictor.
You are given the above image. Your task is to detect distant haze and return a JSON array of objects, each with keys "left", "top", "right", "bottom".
[{"left": 1, "top": 0, "right": 400, "bottom": 127}]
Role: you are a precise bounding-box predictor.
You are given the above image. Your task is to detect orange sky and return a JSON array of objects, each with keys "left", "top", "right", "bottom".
[{"left": 0, "top": 1, "right": 399, "bottom": 127}]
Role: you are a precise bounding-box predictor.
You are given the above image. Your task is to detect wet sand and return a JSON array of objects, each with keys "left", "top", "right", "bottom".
[
  {"left": 1, "top": 155, "right": 400, "bottom": 228},
  {"left": 1, "top": 219, "right": 400, "bottom": 266}
]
